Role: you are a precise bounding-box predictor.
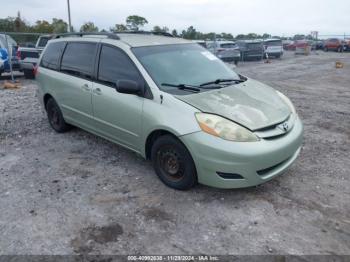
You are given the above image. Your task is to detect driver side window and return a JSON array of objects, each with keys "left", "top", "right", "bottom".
[{"left": 98, "top": 45, "right": 144, "bottom": 89}]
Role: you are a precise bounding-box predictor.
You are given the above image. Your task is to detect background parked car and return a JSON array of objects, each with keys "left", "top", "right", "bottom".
[
  {"left": 315, "top": 40, "right": 324, "bottom": 50},
  {"left": 295, "top": 40, "right": 312, "bottom": 55},
  {"left": 324, "top": 38, "right": 345, "bottom": 52},
  {"left": 236, "top": 40, "right": 264, "bottom": 61},
  {"left": 17, "top": 34, "right": 52, "bottom": 79},
  {"left": 285, "top": 41, "right": 297, "bottom": 51},
  {"left": 344, "top": 39, "right": 350, "bottom": 51},
  {"left": 35, "top": 34, "right": 52, "bottom": 53},
  {"left": 263, "top": 38, "right": 283, "bottom": 58},
  {"left": 282, "top": 40, "right": 293, "bottom": 50},
  {"left": 207, "top": 40, "right": 241, "bottom": 64},
  {"left": 0, "top": 34, "right": 20, "bottom": 76}
]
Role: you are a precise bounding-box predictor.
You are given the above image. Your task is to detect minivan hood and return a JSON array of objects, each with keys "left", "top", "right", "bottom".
[{"left": 176, "top": 78, "right": 291, "bottom": 131}]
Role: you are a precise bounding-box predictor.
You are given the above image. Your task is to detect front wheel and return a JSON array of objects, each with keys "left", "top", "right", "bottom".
[
  {"left": 151, "top": 135, "right": 197, "bottom": 190},
  {"left": 337, "top": 46, "right": 343, "bottom": 52},
  {"left": 46, "top": 98, "right": 72, "bottom": 133}
]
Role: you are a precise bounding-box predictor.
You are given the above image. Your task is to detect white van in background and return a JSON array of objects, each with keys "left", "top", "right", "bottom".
[{"left": 263, "top": 38, "right": 283, "bottom": 58}]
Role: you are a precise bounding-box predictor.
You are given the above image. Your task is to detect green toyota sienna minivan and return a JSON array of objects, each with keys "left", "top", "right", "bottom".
[{"left": 36, "top": 32, "right": 303, "bottom": 190}]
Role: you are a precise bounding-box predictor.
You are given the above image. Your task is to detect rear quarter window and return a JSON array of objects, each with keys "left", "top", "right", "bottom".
[{"left": 40, "top": 42, "right": 66, "bottom": 70}]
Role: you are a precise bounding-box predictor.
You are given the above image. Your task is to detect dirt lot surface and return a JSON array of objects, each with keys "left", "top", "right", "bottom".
[{"left": 0, "top": 51, "right": 349, "bottom": 255}]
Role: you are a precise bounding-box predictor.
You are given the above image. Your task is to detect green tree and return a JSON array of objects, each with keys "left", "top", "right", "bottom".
[
  {"left": 0, "top": 17, "right": 15, "bottom": 32},
  {"left": 126, "top": 15, "right": 148, "bottom": 31},
  {"left": 293, "top": 34, "right": 306, "bottom": 40},
  {"left": 52, "top": 18, "right": 68, "bottom": 33},
  {"left": 171, "top": 29, "right": 178, "bottom": 37},
  {"left": 110, "top": 23, "right": 128, "bottom": 32},
  {"left": 80, "top": 21, "right": 98, "bottom": 32},
  {"left": 220, "top": 32, "right": 234, "bottom": 40},
  {"left": 181, "top": 26, "right": 197, "bottom": 39},
  {"left": 33, "top": 20, "right": 53, "bottom": 33},
  {"left": 262, "top": 33, "right": 271, "bottom": 39},
  {"left": 153, "top": 25, "right": 169, "bottom": 33}
]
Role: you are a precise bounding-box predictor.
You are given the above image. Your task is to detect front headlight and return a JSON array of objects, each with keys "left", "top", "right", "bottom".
[
  {"left": 277, "top": 91, "right": 296, "bottom": 114},
  {"left": 195, "top": 113, "right": 259, "bottom": 142}
]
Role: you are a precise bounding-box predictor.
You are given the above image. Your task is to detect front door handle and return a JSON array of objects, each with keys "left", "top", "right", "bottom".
[
  {"left": 93, "top": 87, "right": 102, "bottom": 95},
  {"left": 81, "top": 84, "right": 91, "bottom": 91}
]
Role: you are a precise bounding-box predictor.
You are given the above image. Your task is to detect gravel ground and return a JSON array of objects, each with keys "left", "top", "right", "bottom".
[{"left": 0, "top": 51, "right": 349, "bottom": 255}]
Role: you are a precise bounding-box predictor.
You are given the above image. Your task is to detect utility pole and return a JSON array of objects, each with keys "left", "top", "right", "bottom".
[
  {"left": 67, "top": 0, "right": 72, "bottom": 32},
  {"left": 4, "top": 34, "right": 14, "bottom": 82}
]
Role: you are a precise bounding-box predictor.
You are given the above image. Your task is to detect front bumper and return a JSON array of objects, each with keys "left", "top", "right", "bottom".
[{"left": 180, "top": 117, "right": 303, "bottom": 189}]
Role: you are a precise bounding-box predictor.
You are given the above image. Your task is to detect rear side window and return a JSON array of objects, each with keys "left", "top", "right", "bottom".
[
  {"left": 61, "top": 42, "right": 97, "bottom": 79},
  {"left": 220, "top": 43, "right": 236, "bottom": 48},
  {"left": 98, "top": 45, "right": 143, "bottom": 87},
  {"left": 247, "top": 43, "right": 262, "bottom": 49},
  {"left": 40, "top": 42, "right": 66, "bottom": 70}
]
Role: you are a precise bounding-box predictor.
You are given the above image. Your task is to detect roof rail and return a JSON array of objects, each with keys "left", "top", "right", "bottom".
[
  {"left": 51, "top": 31, "right": 174, "bottom": 40},
  {"left": 115, "top": 30, "right": 174, "bottom": 37},
  {"left": 52, "top": 32, "right": 120, "bottom": 40}
]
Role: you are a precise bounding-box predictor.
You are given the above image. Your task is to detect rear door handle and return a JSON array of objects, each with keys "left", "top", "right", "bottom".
[
  {"left": 93, "top": 87, "right": 102, "bottom": 95},
  {"left": 81, "top": 84, "right": 91, "bottom": 91}
]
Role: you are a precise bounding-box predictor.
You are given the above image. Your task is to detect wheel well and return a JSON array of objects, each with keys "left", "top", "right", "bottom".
[
  {"left": 145, "top": 130, "right": 177, "bottom": 160},
  {"left": 43, "top": 94, "right": 53, "bottom": 110}
]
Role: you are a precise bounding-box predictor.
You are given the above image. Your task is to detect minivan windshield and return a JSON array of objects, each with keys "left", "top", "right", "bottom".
[{"left": 132, "top": 44, "right": 240, "bottom": 95}]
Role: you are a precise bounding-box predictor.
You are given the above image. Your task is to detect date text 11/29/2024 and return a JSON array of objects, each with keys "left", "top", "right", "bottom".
[{"left": 127, "top": 255, "right": 219, "bottom": 261}]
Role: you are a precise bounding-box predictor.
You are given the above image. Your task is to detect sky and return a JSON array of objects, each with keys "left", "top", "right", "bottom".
[{"left": 1, "top": 0, "right": 349, "bottom": 37}]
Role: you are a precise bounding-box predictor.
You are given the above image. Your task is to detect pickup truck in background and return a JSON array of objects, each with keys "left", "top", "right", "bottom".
[{"left": 17, "top": 35, "right": 52, "bottom": 79}]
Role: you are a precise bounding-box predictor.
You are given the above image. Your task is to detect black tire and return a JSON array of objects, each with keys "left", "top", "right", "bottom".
[
  {"left": 151, "top": 135, "right": 197, "bottom": 190},
  {"left": 234, "top": 60, "right": 238, "bottom": 65},
  {"left": 46, "top": 98, "right": 72, "bottom": 133},
  {"left": 337, "top": 46, "right": 343, "bottom": 53},
  {"left": 24, "top": 69, "right": 35, "bottom": 79}
]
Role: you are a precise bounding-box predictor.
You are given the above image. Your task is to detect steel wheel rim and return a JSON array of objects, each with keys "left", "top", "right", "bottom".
[
  {"left": 157, "top": 146, "right": 185, "bottom": 182},
  {"left": 49, "top": 107, "right": 60, "bottom": 129}
]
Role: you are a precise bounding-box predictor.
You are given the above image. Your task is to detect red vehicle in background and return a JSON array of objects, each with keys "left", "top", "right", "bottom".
[
  {"left": 295, "top": 40, "right": 312, "bottom": 55},
  {"left": 285, "top": 41, "right": 297, "bottom": 51},
  {"left": 324, "top": 38, "right": 345, "bottom": 52}
]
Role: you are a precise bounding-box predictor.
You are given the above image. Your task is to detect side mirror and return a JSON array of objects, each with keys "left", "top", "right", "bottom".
[{"left": 116, "top": 80, "right": 143, "bottom": 95}]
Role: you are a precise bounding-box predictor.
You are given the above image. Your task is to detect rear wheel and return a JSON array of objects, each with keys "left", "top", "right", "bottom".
[
  {"left": 337, "top": 46, "right": 343, "bottom": 52},
  {"left": 46, "top": 98, "right": 72, "bottom": 133},
  {"left": 151, "top": 135, "right": 197, "bottom": 190}
]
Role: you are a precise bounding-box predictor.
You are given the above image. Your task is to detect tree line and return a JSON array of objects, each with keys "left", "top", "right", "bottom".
[{"left": 0, "top": 12, "right": 315, "bottom": 44}]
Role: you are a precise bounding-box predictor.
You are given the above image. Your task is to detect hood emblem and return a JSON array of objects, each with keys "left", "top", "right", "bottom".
[{"left": 278, "top": 122, "right": 289, "bottom": 132}]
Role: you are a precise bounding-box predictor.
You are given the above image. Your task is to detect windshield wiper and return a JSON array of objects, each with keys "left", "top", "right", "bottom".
[
  {"left": 161, "top": 83, "right": 201, "bottom": 92},
  {"left": 200, "top": 78, "right": 245, "bottom": 87}
]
